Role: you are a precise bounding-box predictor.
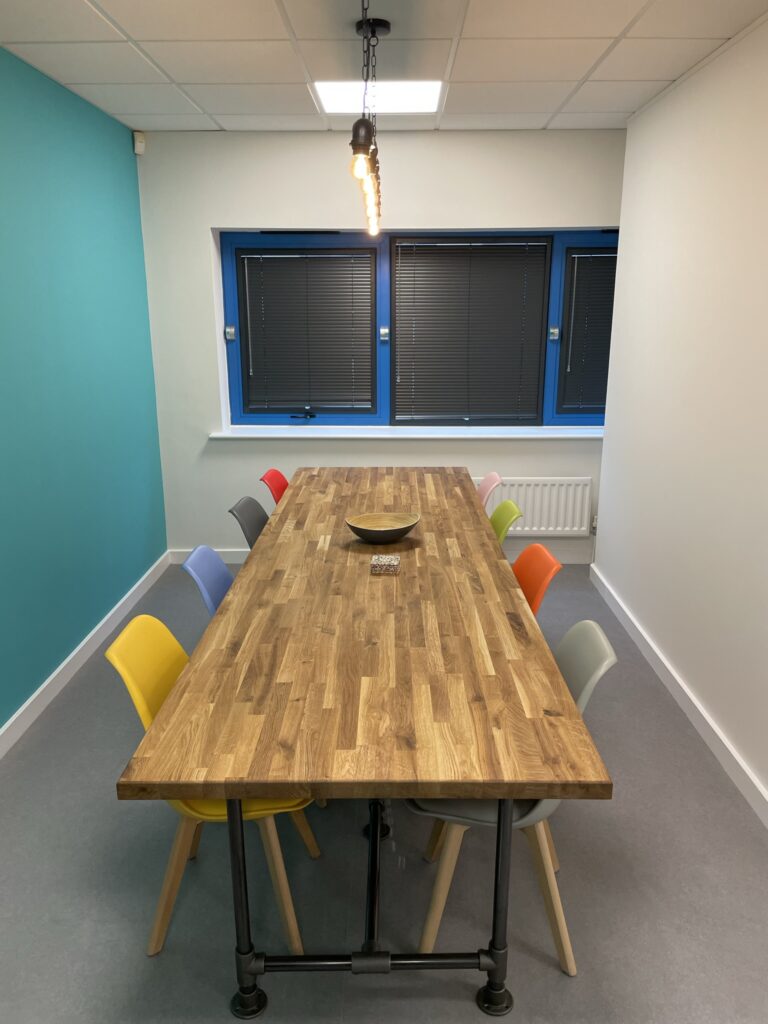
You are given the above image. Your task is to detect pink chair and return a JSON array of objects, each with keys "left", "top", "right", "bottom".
[{"left": 477, "top": 471, "right": 502, "bottom": 509}]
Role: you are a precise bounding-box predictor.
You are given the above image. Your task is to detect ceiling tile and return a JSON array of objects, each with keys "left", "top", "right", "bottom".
[
  {"left": 142, "top": 41, "right": 304, "bottom": 83},
  {"left": 629, "top": 0, "right": 768, "bottom": 38},
  {"left": 463, "top": 0, "right": 645, "bottom": 38},
  {"left": 299, "top": 39, "right": 451, "bottom": 80},
  {"left": 215, "top": 113, "right": 326, "bottom": 130},
  {"left": 328, "top": 114, "right": 438, "bottom": 131},
  {"left": 183, "top": 83, "right": 316, "bottom": 114},
  {"left": 0, "top": 0, "right": 122, "bottom": 42},
  {"left": 115, "top": 112, "right": 219, "bottom": 130},
  {"left": 564, "top": 79, "right": 670, "bottom": 111},
  {"left": 592, "top": 37, "right": 724, "bottom": 80},
  {"left": 452, "top": 38, "right": 610, "bottom": 81},
  {"left": 5, "top": 41, "right": 165, "bottom": 83},
  {"left": 440, "top": 112, "right": 549, "bottom": 129},
  {"left": 548, "top": 111, "right": 631, "bottom": 128},
  {"left": 283, "top": 0, "right": 464, "bottom": 40},
  {"left": 444, "top": 81, "right": 576, "bottom": 114},
  {"left": 66, "top": 82, "right": 199, "bottom": 113},
  {"left": 97, "top": 0, "right": 288, "bottom": 42}
]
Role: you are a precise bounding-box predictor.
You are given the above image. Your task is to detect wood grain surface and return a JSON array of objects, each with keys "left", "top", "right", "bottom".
[{"left": 118, "top": 467, "right": 612, "bottom": 802}]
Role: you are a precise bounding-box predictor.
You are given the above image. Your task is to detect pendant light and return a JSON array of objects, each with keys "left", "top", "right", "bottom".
[{"left": 349, "top": 2, "right": 389, "bottom": 236}]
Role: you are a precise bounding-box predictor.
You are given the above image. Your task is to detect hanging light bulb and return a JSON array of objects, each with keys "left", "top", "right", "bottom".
[
  {"left": 349, "top": 117, "right": 374, "bottom": 180},
  {"left": 351, "top": 152, "right": 370, "bottom": 180},
  {"left": 350, "top": 8, "right": 389, "bottom": 232}
]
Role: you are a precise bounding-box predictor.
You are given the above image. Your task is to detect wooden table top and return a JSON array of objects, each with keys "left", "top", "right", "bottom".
[{"left": 118, "top": 467, "right": 612, "bottom": 802}]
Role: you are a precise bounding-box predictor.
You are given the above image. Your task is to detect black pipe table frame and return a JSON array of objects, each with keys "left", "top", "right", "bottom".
[{"left": 225, "top": 797, "right": 516, "bottom": 1019}]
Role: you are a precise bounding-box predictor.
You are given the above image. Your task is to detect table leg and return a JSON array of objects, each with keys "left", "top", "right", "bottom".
[
  {"left": 227, "top": 799, "right": 268, "bottom": 1019},
  {"left": 476, "top": 799, "right": 514, "bottom": 1016}
]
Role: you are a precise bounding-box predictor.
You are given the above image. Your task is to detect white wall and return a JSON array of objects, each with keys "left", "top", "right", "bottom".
[
  {"left": 594, "top": 25, "right": 768, "bottom": 818},
  {"left": 136, "top": 129, "right": 625, "bottom": 555}
]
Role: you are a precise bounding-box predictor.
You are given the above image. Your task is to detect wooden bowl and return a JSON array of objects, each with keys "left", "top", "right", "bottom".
[{"left": 345, "top": 511, "right": 420, "bottom": 545}]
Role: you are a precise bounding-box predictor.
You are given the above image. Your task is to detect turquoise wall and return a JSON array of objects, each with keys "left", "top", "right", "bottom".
[{"left": 0, "top": 49, "right": 166, "bottom": 726}]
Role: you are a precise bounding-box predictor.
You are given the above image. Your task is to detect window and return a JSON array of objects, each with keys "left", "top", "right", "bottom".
[
  {"left": 557, "top": 248, "right": 617, "bottom": 416},
  {"left": 221, "top": 230, "right": 617, "bottom": 428},
  {"left": 392, "top": 238, "right": 550, "bottom": 424}
]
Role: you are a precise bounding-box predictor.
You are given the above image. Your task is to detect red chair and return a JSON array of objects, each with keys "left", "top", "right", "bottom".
[
  {"left": 512, "top": 543, "right": 562, "bottom": 616},
  {"left": 260, "top": 467, "right": 289, "bottom": 505}
]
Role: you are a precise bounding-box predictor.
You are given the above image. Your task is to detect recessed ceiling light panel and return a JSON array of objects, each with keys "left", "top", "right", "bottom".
[{"left": 316, "top": 80, "right": 442, "bottom": 114}]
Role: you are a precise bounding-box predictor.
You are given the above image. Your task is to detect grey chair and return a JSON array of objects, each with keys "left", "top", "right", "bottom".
[
  {"left": 228, "top": 496, "right": 269, "bottom": 549},
  {"left": 407, "top": 619, "right": 617, "bottom": 975}
]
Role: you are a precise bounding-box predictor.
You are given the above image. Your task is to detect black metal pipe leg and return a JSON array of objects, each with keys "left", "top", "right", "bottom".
[
  {"left": 477, "top": 799, "right": 515, "bottom": 1016},
  {"left": 226, "top": 799, "right": 267, "bottom": 1019},
  {"left": 363, "top": 800, "right": 384, "bottom": 953}
]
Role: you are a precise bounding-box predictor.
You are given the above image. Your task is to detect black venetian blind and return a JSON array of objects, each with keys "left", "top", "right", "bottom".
[
  {"left": 236, "top": 248, "right": 375, "bottom": 412},
  {"left": 392, "top": 238, "right": 550, "bottom": 423},
  {"left": 557, "top": 248, "right": 617, "bottom": 413}
]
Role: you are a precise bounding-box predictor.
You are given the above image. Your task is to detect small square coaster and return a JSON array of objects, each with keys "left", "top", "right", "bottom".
[{"left": 370, "top": 554, "right": 401, "bottom": 576}]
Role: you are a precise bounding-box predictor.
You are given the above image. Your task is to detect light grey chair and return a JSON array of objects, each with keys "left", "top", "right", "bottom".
[
  {"left": 407, "top": 619, "right": 617, "bottom": 975},
  {"left": 229, "top": 496, "right": 269, "bottom": 549}
]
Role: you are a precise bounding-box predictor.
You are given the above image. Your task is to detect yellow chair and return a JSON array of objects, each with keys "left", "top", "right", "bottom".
[
  {"left": 105, "top": 614, "right": 320, "bottom": 956},
  {"left": 489, "top": 498, "right": 523, "bottom": 544}
]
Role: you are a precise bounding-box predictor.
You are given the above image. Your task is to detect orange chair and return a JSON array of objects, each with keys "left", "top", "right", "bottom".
[
  {"left": 512, "top": 543, "right": 562, "bottom": 616},
  {"left": 260, "top": 467, "right": 289, "bottom": 505}
]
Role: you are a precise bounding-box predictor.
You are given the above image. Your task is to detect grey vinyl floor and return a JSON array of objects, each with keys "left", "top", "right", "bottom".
[{"left": 1, "top": 565, "right": 766, "bottom": 1024}]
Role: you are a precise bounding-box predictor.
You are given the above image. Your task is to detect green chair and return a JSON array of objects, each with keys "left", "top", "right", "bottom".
[{"left": 489, "top": 498, "right": 523, "bottom": 544}]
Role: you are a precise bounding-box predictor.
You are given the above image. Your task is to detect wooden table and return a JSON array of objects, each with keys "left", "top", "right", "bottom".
[{"left": 118, "top": 467, "right": 611, "bottom": 1018}]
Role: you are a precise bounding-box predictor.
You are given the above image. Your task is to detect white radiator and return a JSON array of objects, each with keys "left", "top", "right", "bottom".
[{"left": 475, "top": 477, "right": 593, "bottom": 537}]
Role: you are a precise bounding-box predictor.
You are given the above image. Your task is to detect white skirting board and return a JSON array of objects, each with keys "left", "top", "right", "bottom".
[
  {"left": 168, "top": 548, "right": 250, "bottom": 565},
  {"left": 590, "top": 564, "right": 768, "bottom": 830},
  {"left": 0, "top": 551, "right": 171, "bottom": 762}
]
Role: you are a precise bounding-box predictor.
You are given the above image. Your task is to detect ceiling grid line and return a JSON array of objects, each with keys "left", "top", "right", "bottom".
[
  {"left": 542, "top": 0, "right": 660, "bottom": 129},
  {"left": 82, "top": 0, "right": 223, "bottom": 128},
  {"left": 436, "top": 0, "right": 471, "bottom": 129},
  {"left": 273, "top": 0, "right": 331, "bottom": 130},
  {"left": 2, "top": 0, "right": 768, "bottom": 132}
]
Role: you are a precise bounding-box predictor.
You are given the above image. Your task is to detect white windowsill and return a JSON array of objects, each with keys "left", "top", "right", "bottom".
[{"left": 209, "top": 425, "right": 604, "bottom": 441}]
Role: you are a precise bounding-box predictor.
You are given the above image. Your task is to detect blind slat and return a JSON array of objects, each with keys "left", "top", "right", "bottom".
[
  {"left": 392, "top": 239, "right": 550, "bottom": 423},
  {"left": 236, "top": 248, "right": 375, "bottom": 411}
]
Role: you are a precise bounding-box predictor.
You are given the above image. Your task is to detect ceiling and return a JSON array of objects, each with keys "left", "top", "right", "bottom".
[{"left": 2, "top": 0, "right": 767, "bottom": 132}]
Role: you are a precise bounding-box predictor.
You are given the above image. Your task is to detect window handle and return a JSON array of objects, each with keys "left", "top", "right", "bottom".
[{"left": 290, "top": 411, "right": 316, "bottom": 420}]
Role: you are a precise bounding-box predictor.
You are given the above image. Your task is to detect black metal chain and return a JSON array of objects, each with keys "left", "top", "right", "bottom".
[
  {"left": 359, "top": 0, "right": 381, "bottom": 220},
  {"left": 361, "top": 0, "right": 370, "bottom": 118}
]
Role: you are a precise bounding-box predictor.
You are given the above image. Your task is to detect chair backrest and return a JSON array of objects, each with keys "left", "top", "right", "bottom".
[
  {"left": 489, "top": 499, "right": 523, "bottom": 544},
  {"left": 477, "top": 472, "right": 502, "bottom": 509},
  {"left": 512, "top": 542, "right": 562, "bottom": 615},
  {"left": 229, "top": 496, "right": 269, "bottom": 548},
  {"left": 554, "top": 620, "right": 617, "bottom": 713},
  {"left": 105, "top": 615, "right": 188, "bottom": 731},
  {"left": 182, "top": 545, "right": 234, "bottom": 616},
  {"left": 260, "top": 467, "right": 289, "bottom": 505}
]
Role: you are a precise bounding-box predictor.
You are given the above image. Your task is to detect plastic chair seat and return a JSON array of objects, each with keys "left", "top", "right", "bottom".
[
  {"left": 407, "top": 797, "right": 540, "bottom": 828},
  {"left": 173, "top": 796, "right": 310, "bottom": 823}
]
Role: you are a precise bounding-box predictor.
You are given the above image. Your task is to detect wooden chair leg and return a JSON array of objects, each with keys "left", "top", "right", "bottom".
[
  {"left": 419, "top": 823, "right": 468, "bottom": 953},
  {"left": 147, "top": 815, "right": 199, "bottom": 956},
  {"left": 188, "top": 822, "right": 204, "bottom": 861},
  {"left": 290, "top": 809, "right": 321, "bottom": 859},
  {"left": 542, "top": 820, "right": 559, "bottom": 872},
  {"left": 258, "top": 816, "right": 304, "bottom": 954},
  {"left": 523, "top": 822, "right": 577, "bottom": 976},
  {"left": 423, "top": 819, "right": 447, "bottom": 863}
]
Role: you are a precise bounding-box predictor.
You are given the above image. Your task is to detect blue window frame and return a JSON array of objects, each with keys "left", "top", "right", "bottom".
[{"left": 221, "top": 229, "right": 617, "bottom": 427}]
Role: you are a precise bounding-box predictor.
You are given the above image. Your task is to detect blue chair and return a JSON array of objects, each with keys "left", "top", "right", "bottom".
[{"left": 182, "top": 545, "right": 234, "bottom": 616}]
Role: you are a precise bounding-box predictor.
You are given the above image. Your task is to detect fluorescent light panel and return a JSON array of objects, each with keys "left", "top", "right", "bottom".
[{"left": 315, "top": 80, "right": 442, "bottom": 114}]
